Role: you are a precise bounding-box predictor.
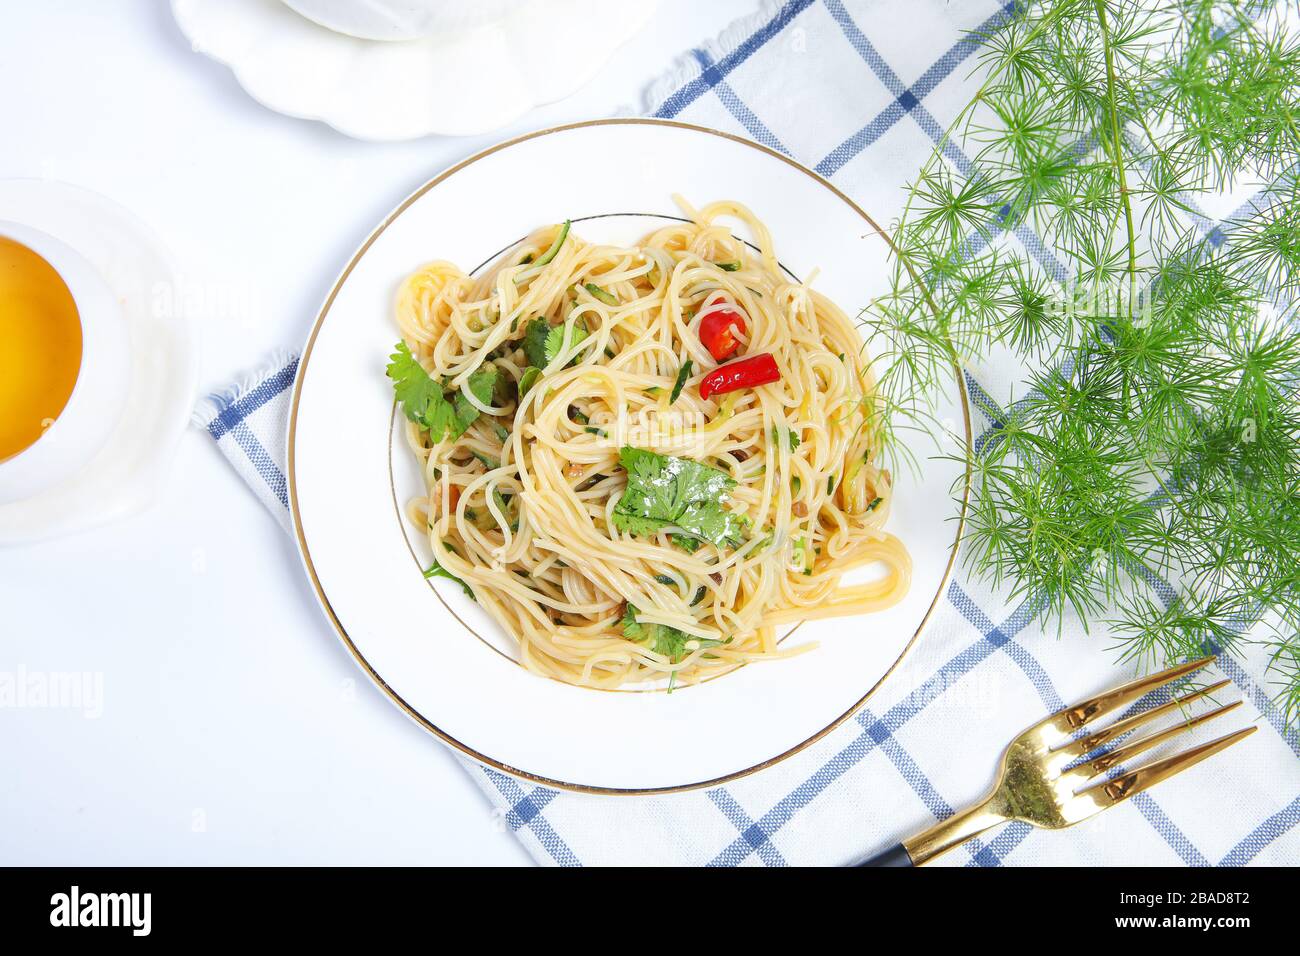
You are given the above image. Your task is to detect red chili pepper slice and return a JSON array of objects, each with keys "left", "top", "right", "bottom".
[
  {"left": 698, "top": 306, "right": 747, "bottom": 361},
  {"left": 699, "top": 352, "right": 781, "bottom": 401}
]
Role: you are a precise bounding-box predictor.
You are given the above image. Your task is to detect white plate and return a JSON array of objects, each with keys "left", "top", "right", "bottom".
[
  {"left": 170, "top": 0, "right": 658, "bottom": 140},
  {"left": 289, "top": 119, "right": 970, "bottom": 793}
]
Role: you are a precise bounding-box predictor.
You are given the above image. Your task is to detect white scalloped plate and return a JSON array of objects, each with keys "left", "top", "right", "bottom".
[
  {"left": 170, "top": 0, "right": 659, "bottom": 140},
  {"left": 289, "top": 120, "right": 971, "bottom": 792}
]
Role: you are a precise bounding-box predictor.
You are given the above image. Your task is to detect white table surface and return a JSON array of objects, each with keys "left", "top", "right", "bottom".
[{"left": 0, "top": 0, "right": 757, "bottom": 865}]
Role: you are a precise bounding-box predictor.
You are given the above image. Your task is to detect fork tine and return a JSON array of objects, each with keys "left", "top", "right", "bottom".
[
  {"left": 1051, "top": 679, "right": 1232, "bottom": 762},
  {"left": 1060, "top": 700, "right": 1243, "bottom": 784},
  {"left": 1040, "top": 656, "right": 1216, "bottom": 735},
  {"left": 1073, "top": 725, "right": 1257, "bottom": 810}
]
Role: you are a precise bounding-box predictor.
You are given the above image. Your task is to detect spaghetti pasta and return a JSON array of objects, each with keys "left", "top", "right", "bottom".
[{"left": 391, "top": 199, "right": 910, "bottom": 689}]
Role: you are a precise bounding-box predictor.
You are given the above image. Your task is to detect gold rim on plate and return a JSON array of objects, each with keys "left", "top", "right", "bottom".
[{"left": 287, "top": 117, "right": 973, "bottom": 795}]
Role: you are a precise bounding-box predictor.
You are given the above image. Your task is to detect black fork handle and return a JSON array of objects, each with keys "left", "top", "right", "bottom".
[{"left": 854, "top": 842, "right": 914, "bottom": 866}]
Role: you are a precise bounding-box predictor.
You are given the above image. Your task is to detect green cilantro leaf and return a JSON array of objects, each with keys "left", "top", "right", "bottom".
[
  {"left": 621, "top": 604, "right": 722, "bottom": 665},
  {"left": 543, "top": 320, "right": 590, "bottom": 365},
  {"left": 388, "top": 343, "right": 505, "bottom": 443},
  {"left": 611, "top": 511, "right": 668, "bottom": 538},
  {"left": 620, "top": 604, "right": 690, "bottom": 661},
  {"left": 421, "top": 397, "right": 458, "bottom": 443},
  {"left": 424, "top": 556, "right": 474, "bottom": 601},
  {"left": 773, "top": 425, "right": 801, "bottom": 451},
  {"left": 451, "top": 365, "right": 499, "bottom": 437},
  {"left": 619, "top": 602, "right": 645, "bottom": 636},
  {"left": 521, "top": 317, "right": 592, "bottom": 369},
  {"left": 387, "top": 342, "right": 457, "bottom": 441},
  {"left": 522, "top": 319, "right": 551, "bottom": 369},
  {"left": 518, "top": 366, "right": 542, "bottom": 397},
  {"left": 671, "top": 534, "right": 701, "bottom": 553},
  {"left": 611, "top": 446, "right": 744, "bottom": 548},
  {"left": 387, "top": 341, "right": 442, "bottom": 423}
]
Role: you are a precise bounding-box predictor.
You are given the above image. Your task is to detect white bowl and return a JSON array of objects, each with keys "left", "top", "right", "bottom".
[
  {"left": 280, "top": 0, "right": 520, "bottom": 41},
  {"left": 0, "top": 223, "right": 130, "bottom": 506}
]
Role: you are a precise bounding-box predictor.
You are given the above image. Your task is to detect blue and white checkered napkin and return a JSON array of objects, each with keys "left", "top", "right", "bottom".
[{"left": 199, "top": 0, "right": 1300, "bottom": 865}]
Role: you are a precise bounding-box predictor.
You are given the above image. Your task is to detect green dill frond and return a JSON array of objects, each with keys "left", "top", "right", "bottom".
[{"left": 861, "top": 0, "right": 1300, "bottom": 725}]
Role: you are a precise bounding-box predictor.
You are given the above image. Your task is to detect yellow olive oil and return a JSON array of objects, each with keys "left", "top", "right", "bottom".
[{"left": 0, "top": 236, "right": 83, "bottom": 461}]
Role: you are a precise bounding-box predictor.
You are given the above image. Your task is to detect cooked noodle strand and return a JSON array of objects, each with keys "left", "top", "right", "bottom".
[{"left": 396, "top": 200, "right": 910, "bottom": 688}]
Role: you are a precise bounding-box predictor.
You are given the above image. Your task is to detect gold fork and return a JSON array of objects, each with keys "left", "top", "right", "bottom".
[{"left": 856, "top": 655, "right": 1256, "bottom": 866}]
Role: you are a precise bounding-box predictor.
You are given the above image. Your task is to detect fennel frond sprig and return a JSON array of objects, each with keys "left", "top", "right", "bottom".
[{"left": 864, "top": 0, "right": 1300, "bottom": 723}]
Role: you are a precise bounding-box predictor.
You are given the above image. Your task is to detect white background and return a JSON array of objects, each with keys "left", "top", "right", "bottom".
[{"left": 0, "top": 0, "right": 757, "bottom": 865}]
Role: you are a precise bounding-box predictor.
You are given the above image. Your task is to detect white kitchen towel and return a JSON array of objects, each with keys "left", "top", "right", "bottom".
[
  {"left": 193, "top": 351, "right": 298, "bottom": 535},
  {"left": 198, "top": 0, "right": 1300, "bottom": 865}
]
